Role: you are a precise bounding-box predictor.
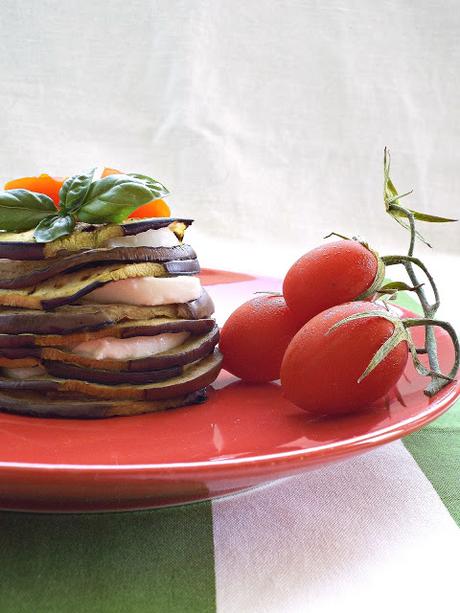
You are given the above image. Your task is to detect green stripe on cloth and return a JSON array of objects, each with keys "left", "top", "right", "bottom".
[
  {"left": 0, "top": 502, "right": 216, "bottom": 613},
  {"left": 393, "top": 288, "right": 460, "bottom": 526},
  {"left": 403, "top": 400, "right": 460, "bottom": 526}
]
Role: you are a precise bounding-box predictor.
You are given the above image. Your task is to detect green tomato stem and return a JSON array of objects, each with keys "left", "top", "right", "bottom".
[
  {"left": 384, "top": 202, "right": 445, "bottom": 396},
  {"left": 403, "top": 318, "right": 460, "bottom": 389},
  {"left": 381, "top": 254, "right": 440, "bottom": 311}
]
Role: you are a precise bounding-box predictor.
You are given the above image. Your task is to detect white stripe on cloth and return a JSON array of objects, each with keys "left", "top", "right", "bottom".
[{"left": 212, "top": 441, "right": 460, "bottom": 613}]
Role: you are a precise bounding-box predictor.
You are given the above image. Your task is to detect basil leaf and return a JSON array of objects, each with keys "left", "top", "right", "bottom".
[
  {"left": 0, "top": 189, "right": 56, "bottom": 232},
  {"left": 128, "top": 173, "right": 169, "bottom": 199},
  {"left": 59, "top": 168, "right": 97, "bottom": 212},
  {"left": 76, "top": 174, "right": 160, "bottom": 223},
  {"left": 33, "top": 214, "right": 75, "bottom": 243}
]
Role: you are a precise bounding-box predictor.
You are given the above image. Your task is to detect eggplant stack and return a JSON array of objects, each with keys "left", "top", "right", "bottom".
[{"left": 0, "top": 218, "right": 222, "bottom": 418}]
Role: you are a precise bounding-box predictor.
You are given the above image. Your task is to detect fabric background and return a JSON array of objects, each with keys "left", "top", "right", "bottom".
[{"left": 0, "top": 0, "right": 459, "bottom": 260}]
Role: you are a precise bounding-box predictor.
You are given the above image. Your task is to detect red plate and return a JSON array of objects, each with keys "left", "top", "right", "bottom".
[{"left": 0, "top": 270, "right": 458, "bottom": 512}]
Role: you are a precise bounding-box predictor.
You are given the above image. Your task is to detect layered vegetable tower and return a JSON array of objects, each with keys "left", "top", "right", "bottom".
[{"left": 0, "top": 171, "right": 222, "bottom": 417}]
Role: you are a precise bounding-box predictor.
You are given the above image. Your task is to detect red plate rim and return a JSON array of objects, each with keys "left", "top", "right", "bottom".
[{"left": 0, "top": 377, "right": 457, "bottom": 474}]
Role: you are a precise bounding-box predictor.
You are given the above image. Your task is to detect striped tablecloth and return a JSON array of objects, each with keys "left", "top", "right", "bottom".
[{"left": 1, "top": 293, "right": 458, "bottom": 613}]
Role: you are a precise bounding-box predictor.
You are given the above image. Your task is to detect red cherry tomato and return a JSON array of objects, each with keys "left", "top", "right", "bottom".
[
  {"left": 280, "top": 301, "right": 408, "bottom": 415},
  {"left": 283, "top": 240, "right": 379, "bottom": 324},
  {"left": 220, "top": 295, "right": 303, "bottom": 382}
]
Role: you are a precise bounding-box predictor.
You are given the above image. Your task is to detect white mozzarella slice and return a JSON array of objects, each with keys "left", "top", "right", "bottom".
[
  {"left": 105, "top": 227, "right": 180, "bottom": 249},
  {"left": 72, "top": 331, "right": 190, "bottom": 361},
  {"left": 3, "top": 366, "right": 46, "bottom": 379},
  {"left": 84, "top": 276, "right": 202, "bottom": 306}
]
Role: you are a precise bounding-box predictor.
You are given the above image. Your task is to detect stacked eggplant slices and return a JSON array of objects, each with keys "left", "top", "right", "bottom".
[{"left": 0, "top": 218, "right": 222, "bottom": 417}]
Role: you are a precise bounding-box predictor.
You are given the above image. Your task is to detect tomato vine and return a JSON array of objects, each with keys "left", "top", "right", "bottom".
[{"left": 382, "top": 148, "right": 458, "bottom": 396}]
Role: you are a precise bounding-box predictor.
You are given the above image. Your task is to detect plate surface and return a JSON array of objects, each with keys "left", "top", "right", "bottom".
[{"left": 0, "top": 269, "right": 458, "bottom": 512}]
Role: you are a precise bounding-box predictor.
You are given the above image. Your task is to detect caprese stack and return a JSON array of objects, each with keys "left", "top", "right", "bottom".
[{"left": 0, "top": 217, "right": 222, "bottom": 417}]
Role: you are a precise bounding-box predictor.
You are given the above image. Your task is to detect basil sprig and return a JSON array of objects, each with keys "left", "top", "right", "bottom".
[{"left": 0, "top": 171, "right": 169, "bottom": 242}]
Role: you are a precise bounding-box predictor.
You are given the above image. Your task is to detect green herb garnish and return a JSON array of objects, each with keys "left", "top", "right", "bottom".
[{"left": 0, "top": 170, "right": 169, "bottom": 242}]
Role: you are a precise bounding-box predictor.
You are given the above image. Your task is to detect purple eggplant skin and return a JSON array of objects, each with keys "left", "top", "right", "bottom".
[
  {"left": 0, "top": 347, "right": 41, "bottom": 359},
  {"left": 43, "top": 361, "right": 183, "bottom": 385},
  {"left": 0, "top": 388, "right": 208, "bottom": 418},
  {"left": 0, "top": 291, "right": 215, "bottom": 335},
  {"left": 0, "top": 335, "right": 37, "bottom": 348},
  {"left": 122, "top": 218, "right": 193, "bottom": 235},
  {"left": 0, "top": 309, "right": 114, "bottom": 335},
  {"left": 163, "top": 259, "right": 200, "bottom": 275}
]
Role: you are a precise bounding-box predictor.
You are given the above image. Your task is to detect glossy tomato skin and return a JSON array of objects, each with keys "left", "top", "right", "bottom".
[
  {"left": 220, "top": 295, "right": 303, "bottom": 382},
  {"left": 280, "top": 301, "right": 408, "bottom": 415},
  {"left": 283, "top": 241, "right": 379, "bottom": 324}
]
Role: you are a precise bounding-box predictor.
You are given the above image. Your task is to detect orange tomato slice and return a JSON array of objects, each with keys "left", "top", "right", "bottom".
[
  {"left": 127, "top": 198, "right": 171, "bottom": 218},
  {"left": 100, "top": 167, "right": 122, "bottom": 178},
  {"left": 4, "top": 174, "right": 64, "bottom": 206}
]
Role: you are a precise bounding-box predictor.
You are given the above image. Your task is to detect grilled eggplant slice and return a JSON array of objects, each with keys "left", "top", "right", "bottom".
[
  {"left": 0, "top": 291, "right": 214, "bottom": 334},
  {"left": 0, "top": 325, "right": 219, "bottom": 366},
  {"left": 0, "top": 261, "right": 200, "bottom": 310},
  {"left": 0, "top": 350, "right": 223, "bottom": 400},
  {"left": 44, "top": 362, "right": 184, "bottom": 385},
  {"left": 0, "top": 245, "right": 198, "bottom": 289},
  {"left": 0, "top": 317, "right": 216, "bottom": 348},
  {"left": 0, "top": 325, "right": 219, "bottom": 371},
  {"left": 0, "top": 218, "right": 193, "bottom": 260},
  {"left": 0, "top": 387, "right": 208, "bottom": 418}
]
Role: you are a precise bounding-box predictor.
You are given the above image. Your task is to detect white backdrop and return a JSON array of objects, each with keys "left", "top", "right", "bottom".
[{"left": 0, "top": 0, "right": 459, "bottom": 274}]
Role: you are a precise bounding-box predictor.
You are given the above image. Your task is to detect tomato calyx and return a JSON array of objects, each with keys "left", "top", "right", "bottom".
[
  {"left": 375, "top": 281, "right": 424, "bottom": 300},
  {"left": 324, "top": 232, "right": 388, "bottom": 301},
  {"left": 323, "top": 233, "right": 430, "bottom": 303},
  {"left": 355, "top": 248, "right": 385, "bottom": 301},
  {"left": 327, "top": 309, "right": 459, "bottom": 395}
]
